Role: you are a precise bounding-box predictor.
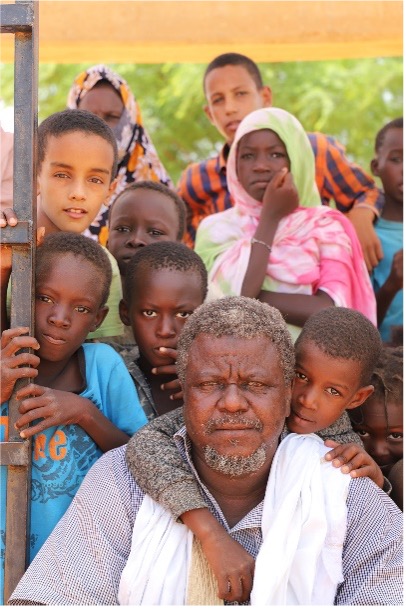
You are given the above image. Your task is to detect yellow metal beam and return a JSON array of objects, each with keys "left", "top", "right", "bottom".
[{"left": 0, "top": 0, "right": 403, "bottom": 64}]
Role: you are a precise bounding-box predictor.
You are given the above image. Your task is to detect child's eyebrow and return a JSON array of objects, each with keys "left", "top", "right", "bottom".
[{"left": 50, "top": 161, "right": 110, "bottom": 175}]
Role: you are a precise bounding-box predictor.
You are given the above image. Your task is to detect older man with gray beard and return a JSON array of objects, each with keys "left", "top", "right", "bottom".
[{"left": 9, "top": 297, "right": 403, "bottom": 606}]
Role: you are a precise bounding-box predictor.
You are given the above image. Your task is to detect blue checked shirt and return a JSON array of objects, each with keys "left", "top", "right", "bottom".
[{"left": 9, "top": 428, "right": 403, "bottom": 606}]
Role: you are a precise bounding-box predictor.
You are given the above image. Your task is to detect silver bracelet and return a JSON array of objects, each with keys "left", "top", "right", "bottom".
[{"left": 251, "top": 237, "right": 272, "bottom": 253}]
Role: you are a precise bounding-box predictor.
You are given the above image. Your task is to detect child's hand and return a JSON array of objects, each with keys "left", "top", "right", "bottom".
[
  {"left": 262, "top": 167, "right": 299, "bottom": 221},
  {"left": 0, "top": 207, "right": 18, "bottom": 228},
  {"left": 1, "top": 327, "right": 40, "bottom": 403},
  {"left": 14, "top": 384, "right": 87, "bottom": 438},
  {"left": 324, "top": 439, "right": 384, "bottom": 489},
  {"left": 200, "top": 524, "right": 254, "bottom": 602},
  {"left": 152, "top": 347, "right": 183, "bottom": 400}
]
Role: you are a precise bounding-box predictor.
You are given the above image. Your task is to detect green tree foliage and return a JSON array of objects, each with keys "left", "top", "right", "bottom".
[{"left": 0, "top": 58, "right": 402, "bottom": 183}]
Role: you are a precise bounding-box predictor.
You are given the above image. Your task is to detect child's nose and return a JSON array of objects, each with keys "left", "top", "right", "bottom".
[
  {"left": 125, "top": 230, "right": 147, "bottom": 249},
  {"left": 156, "top": 316, "right": 176, "bottom": 338},
  {"left": 69, "top": 180, "right": 86, "bottom": 201},
  {"left": 298, "top": 387, "right": 318, "bottom": 410},
  {"left": 49, "top": 307, "right": 71, "bottom": 329}
]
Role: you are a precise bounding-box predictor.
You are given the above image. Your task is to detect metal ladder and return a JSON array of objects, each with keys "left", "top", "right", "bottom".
[{"left": 0, "top": 0, "right": 38, "bottom": 602}]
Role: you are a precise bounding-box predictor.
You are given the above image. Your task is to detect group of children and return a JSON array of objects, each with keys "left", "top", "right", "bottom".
[{"left": 0, "top": 52, "right": 403, "bottom": 603}]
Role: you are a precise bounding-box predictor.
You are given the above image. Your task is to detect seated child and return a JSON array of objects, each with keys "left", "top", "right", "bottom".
[
  {"left": 106, "top": 181, "right": 186, "bottom": 347},
  {"left": 117, "top": 241, "right": 207, "bottom": 420},
  {"left": 0, "top": 233, "right": 147, "bottom": 602},
  {"left": 349, "top": 345, "right": 403, "bottom": 480},
  {"left": 0, "top": 109, "right": 122, "bottom": 341},
  {"left": 370, "top": 118, "right": 403, "bottom": 342},
  {"left": 194, "top": 107, "right": 376, "bottom": 340},
  {"left": 126, "top": 306, "right": 384, "bottom": 603}
]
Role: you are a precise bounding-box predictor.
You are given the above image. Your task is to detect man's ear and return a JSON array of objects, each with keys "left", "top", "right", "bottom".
[
  {"left": 347, "top": 384, "right": 375, "bottom": 411},
  {"left": 90, "top": 305, "right": 109, "bottom": 332},
  {"left": 119, "top": 298, "right": 131, "bottom": 327},
  {"left": 370, "top": 158, "right": 379, "bottom": 177},
  {"left": 260, "top": 85, "right": 272, "bottom": 107}
]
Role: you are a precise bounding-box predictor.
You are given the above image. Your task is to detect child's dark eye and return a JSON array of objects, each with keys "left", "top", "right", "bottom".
[
  {"left": 388, "top": 432, "right": 403, "bottom": 440},
  {"left": 37, "top": 295, "right": 52, "bottom": 304},
  {"left": 148, "top": 229, "right": 165, "bottom": 237},
  {"left": 355, "top": 429, "right": 369, "bottom": 438},
  {"left": 89, "top": 177, "right": 103, "bottom": 184},
  {"left": 142, "top": 310, "right": 157, "bottom": 318},
  {"left": 211, "top": 96, "right": 223, "bottom": 105},
  {"left": 326, "top": 387, "right": 340, "bottom": 397},
  {"left": 176, "top": 311, "right": 192, "bottom": 319},
  {"left": 236, "top": 91, "right": 248, "bottom": 97},
  {"left": 240, "top": 153, "right": 254, "bottom": 160},
  {"left": 294, "top": 371, "right": 307, "bottom": 382},
  {"left": 115, "top": 226, "right": 130, "bottom": 233},
  {"left": 270, "top": 152, "right": 286, "bottom": 159},
  {"left": 75, "top": 306, "right": 90, "bottom": 314},
  {"left": 54, "top": 173, "right": 69, "bottom": 179}
]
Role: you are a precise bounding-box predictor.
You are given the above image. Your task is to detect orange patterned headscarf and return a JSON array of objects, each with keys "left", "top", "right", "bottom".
[{"left": 67, "top": 65, "right": 172, "bottom": 244}]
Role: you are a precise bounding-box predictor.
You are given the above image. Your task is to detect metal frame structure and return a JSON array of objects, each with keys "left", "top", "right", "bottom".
[{"left": 0, "top": 0, "right": 38, "bottom": 602}]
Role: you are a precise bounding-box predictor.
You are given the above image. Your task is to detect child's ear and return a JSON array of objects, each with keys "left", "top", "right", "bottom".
[
  {"left": 119, "top": 298, "right": 131, "bottom": 327},
  {"left": 90, "top": 306, "right": 109, "bottom": 332},
  {"left": 260, "top": 85, "right": 272, "bottom": 107},
  {"left": 370, "top": 158, "right": 379, "bottom": 177},
  {"left": 347, "top": 384, "right": 375, "bottom": 411},
  {"left": 106, "top": 177, "right": 118, "bottom": 199},
  {"left": 203, "top": 104, "right": 214, "bottom": 125}
]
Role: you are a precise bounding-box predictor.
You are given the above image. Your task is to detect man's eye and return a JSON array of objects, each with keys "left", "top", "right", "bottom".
[
  {"left": 142, "top": 310, "right": 157, "bottom": 318},
  {"left": 245, "top": 381, "right": 265, "bottom": 389}
]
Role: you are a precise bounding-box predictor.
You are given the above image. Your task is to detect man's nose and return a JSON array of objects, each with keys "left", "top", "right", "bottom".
[{"left": 218, "top": 383, "right": 248, "bottom": 412}]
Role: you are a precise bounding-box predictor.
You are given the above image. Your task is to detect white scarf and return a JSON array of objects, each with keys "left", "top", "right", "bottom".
[{"left": 118, "top": 434, "right": 350, "bottom": 605}]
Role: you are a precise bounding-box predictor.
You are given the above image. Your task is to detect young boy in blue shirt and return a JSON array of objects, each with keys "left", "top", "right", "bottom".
[
  {"left": 0, "top": 109, "right": 123, "bottom": 340},
  {"left": 0, "top": 233, "right": 147, "bottom": 603},
  {"left": 370, "top": 117, "right": 403, "bottom": 343}
]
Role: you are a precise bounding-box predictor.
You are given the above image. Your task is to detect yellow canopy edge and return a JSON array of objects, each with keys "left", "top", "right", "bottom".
[{"left": 0, "top": 0, "right": 403, "bottom": 64}]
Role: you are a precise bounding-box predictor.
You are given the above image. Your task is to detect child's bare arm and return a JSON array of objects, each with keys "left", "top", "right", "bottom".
[
  {"left": 182, "top": 508, "right": 254, "bottom": 602},
  {"left": 375, "top": 249, "right": 403, "bottom": 326},
  {"left": 1, "top": 327, "right": 40, "bottom": 403},
  {"left": 323, "top": 439, "right": 384, "bottom": 489},
  {"left": 126, "top": 409, "right": 254, "bottom": 602},
  {"left": 14, "top": 383, "right": 129, "bottom": 451}
]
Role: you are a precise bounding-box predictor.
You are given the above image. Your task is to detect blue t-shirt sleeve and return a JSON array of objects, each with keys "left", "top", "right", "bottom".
[{"left": 83, "top": 344, "right": 147, "bottom": 436}]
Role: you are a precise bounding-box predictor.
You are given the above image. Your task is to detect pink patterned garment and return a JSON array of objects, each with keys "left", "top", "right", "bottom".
[{"left": 195, "top": 108, "right": 376, "bottom": 336}]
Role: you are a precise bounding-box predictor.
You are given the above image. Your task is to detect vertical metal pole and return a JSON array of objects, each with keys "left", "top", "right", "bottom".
[{"left": 1, "top": 0, "right": 38, "bottom": 602}]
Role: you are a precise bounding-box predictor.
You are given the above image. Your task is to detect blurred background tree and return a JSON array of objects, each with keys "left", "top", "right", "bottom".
[{"left": 0, "top": 57, "right": 402, "bottom": 183}]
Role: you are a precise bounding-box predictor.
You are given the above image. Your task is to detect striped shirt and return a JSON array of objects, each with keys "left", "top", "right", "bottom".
[
  {"left": 178, "top": 133, "right": 381, "bottom": 247},
  {"left": 9, "top": 428, "right": 402, "bottom": 606}
]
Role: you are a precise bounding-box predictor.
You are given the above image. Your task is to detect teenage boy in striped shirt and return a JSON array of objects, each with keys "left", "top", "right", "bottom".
[{"left": 178, "top": 53, "right": 383, "bottom": 272}]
